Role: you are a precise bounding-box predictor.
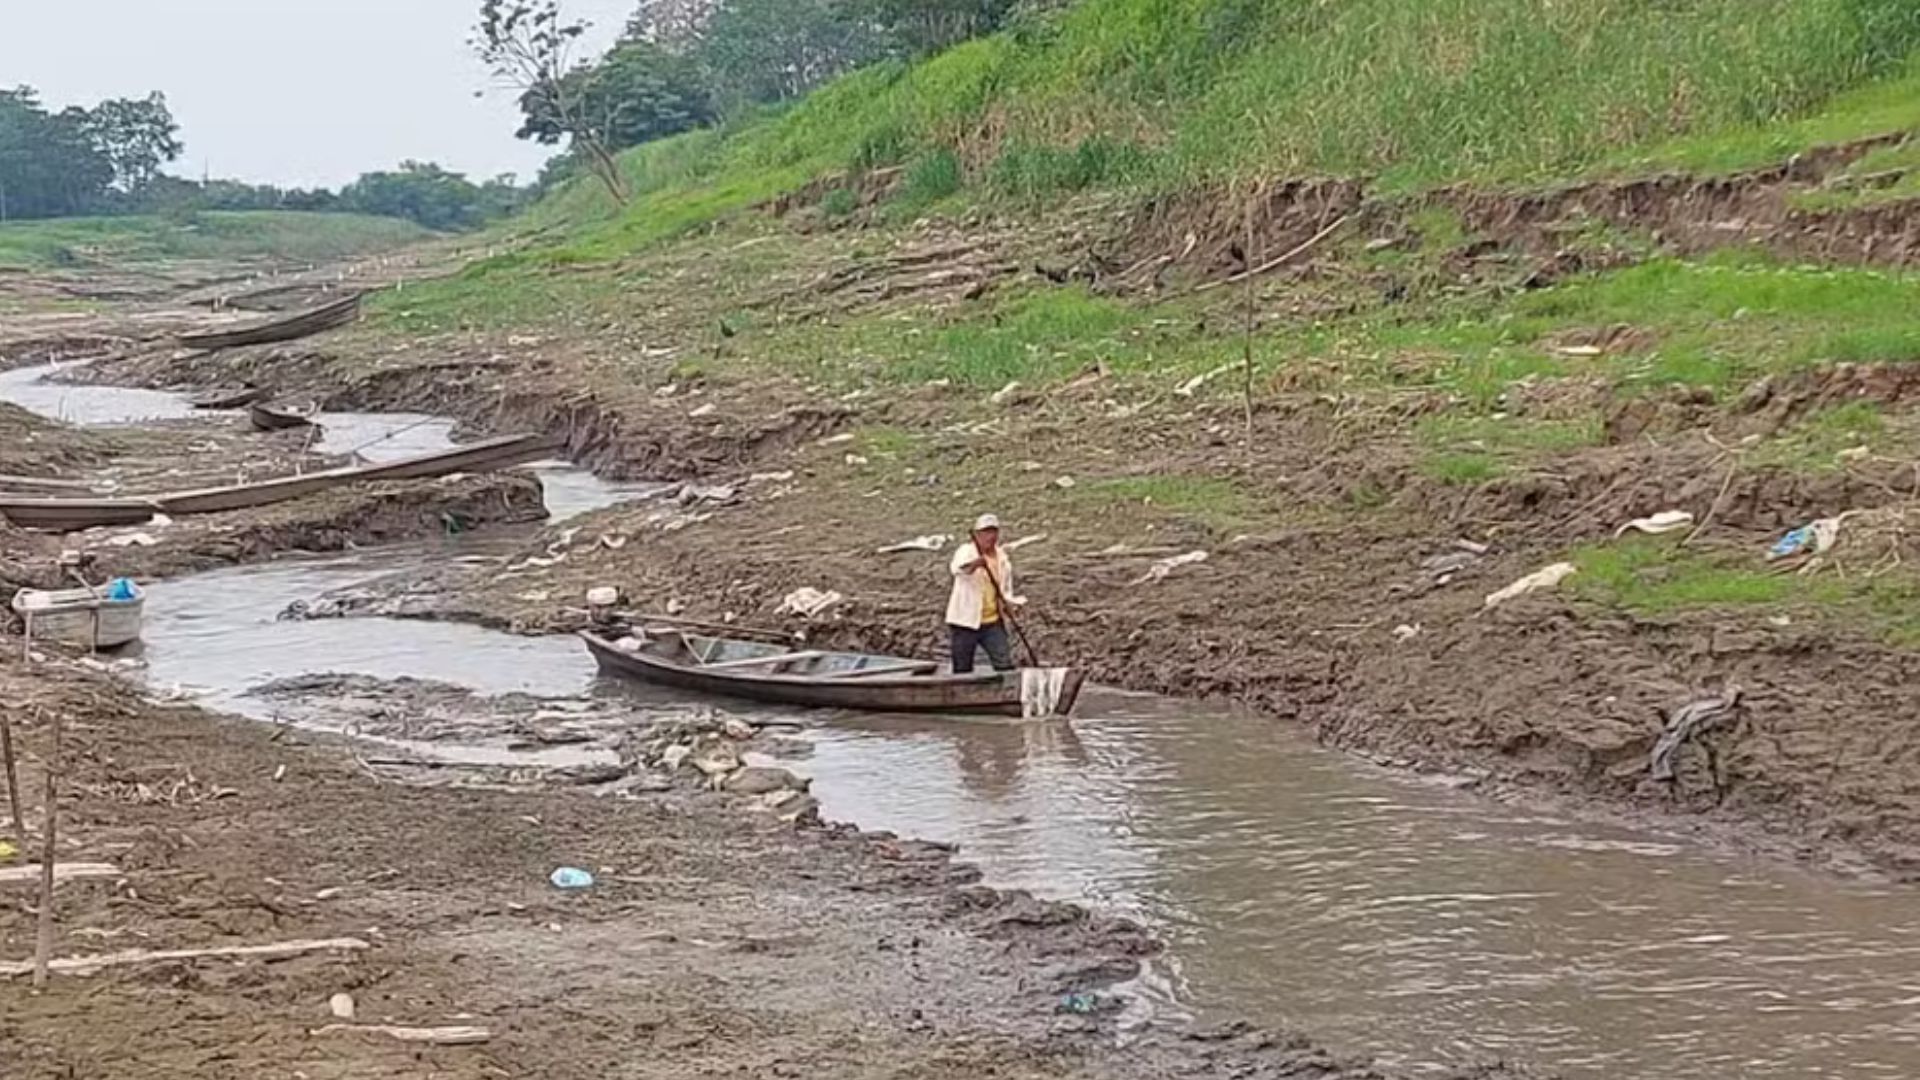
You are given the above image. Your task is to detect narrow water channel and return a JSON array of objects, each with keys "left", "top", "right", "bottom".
[
  {"left": 10, "top": 368, "right": 1920, "bottom": 1079},
  {"left": 0, "top": 362, "right": 659, "bottom": 520}
]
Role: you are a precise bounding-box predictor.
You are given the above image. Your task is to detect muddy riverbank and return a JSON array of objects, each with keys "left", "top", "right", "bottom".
[
  {"left": 57, "top": 203, "right": 1920, "bottom": 884},
  {"left": 0, "top": 271, "right": 1489, "bottom": 1079},
  {"left": 0, "top": 653, "right": 1492, "bottom": 1080}
]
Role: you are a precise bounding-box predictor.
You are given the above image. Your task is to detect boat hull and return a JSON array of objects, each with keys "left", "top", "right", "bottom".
[
  {"left": 249, "top": 403, "right": 316, "bottom": 431},
  {"left": 12, "top": 586, "right": 144, "bottom": 649},
  {"left": 581, "top": 631, "right": 1083, "bottom": 718},
  {"left": 153, "top": 432, "right": 565, "bottom": 515},
  {"left": 179, "top": 294, "right": 362, "bottom": 351},
  {"left": 0, "top": 498, "right": 159, "bottom": 532}
]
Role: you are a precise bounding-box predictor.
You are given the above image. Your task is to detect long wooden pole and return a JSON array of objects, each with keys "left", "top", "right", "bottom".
[
  {"left": 33, "top": 707, "right": 61, "bottom": 990},
  {"left": 980, "top": 560, "right": 1041, "bottom": 668}
]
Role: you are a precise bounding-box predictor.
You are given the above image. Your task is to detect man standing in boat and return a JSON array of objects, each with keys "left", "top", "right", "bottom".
[{"left": 947, "top": 514, "right": 1024, "bottom": 674}]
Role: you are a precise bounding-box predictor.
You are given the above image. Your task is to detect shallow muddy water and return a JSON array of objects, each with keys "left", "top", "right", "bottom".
[
  {"left": 126, "top": 555, "right": 1920, "bottom": 1080},
  {"left": 0, "top": 363, "right": 656, "bottom": 520}
]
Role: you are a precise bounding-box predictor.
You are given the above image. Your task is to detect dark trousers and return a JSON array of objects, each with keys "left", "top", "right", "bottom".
[{"left": 949, "top": 621, "right": 1014, "bottom": 674}]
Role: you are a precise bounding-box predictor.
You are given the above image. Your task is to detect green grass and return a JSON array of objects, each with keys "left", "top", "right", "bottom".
[
  {"left": 1069, "top": 474, "right": 1255, "bottom": 530},
  {"left": 1573, "top": 535, "right": 1920, "bottom": 647},
  {"left": 1295, "top": 253, "right": 1920, "bottom": 411},
  {"left": 1417, "top": 414, "right": 1604, "bottom": 453},
  {"left": 1420, "top": 451, "right": 1505, "bottom": 485},
  {"left": 1749, "top": 401, "right": 1890, "bottom": 470},
  {"left": 507, "top": 0, "right": 1920, "bottom": 258},
  {"left": 1789, "top": 137, "right": 1920, "bottom": 210},
  {"left": 1415, "top": 414, "right": 1604, "bottom": 481},
  {"left": 1610, "top": 53, "right": 1920, "bottom": 177},
  {"left": 0, "top": 212, "right": 429, "bottom": 270},
  {"left": 1575, "top": 539, "right": 1794, "bottom": 611},
  {"left": 756, "top": 285, "right": 1227, "bottom": 389}
]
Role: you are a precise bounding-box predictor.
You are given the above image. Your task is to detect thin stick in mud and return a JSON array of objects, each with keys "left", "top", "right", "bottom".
[
  {"left": 1241, "top": 185, "right": 1257, "bottom": 453},
  {"left": 33, "top": 706, "right": 61, "bottom": 990},
  {"left": 0, "top": 708, "right": 23, "bottom": 849}
]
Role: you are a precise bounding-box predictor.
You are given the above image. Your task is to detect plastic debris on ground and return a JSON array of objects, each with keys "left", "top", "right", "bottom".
[
  {"left": 1768, "top": 517, "right": 1844, "bottom": 561},
  {"left": 1483, "top": 562, "right": 1577, "bottom": 610},
  {"left": 876, "top": 534, "right": 949, "bottom": 554},
  {"left": 549, "top": 867, "right": 595, "bottom": 890},
  {"left": 1131, "top": 550, "right": 1209, "bottom": 585},
  {"left": 1649, "top": 690, "right": 1743, "bottom": 781},
  {"left": 1057, "top": 992, "right": 1102, "bottom": 1015},
  {"left": 778, "top": 587, "right": 844, "bottom": 617},
  {"left": 1615, "top": 510, "right": 1694, "bottom": 538}
]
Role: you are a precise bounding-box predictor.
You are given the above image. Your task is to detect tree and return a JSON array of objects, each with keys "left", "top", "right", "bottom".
[
  {"left": 83, "top": 92, "right": 183, "bottom": 193},
  {"left": 695, "top": 0, "right": 885, "bottom": 109},
  {"left": 855, "top": 0, "right": 1016, "bottom": 56},
  {"left": 0, "top": 88, "right": 115, "bottom": 220},
  {"left": 624, "top": 0, "right": 718, "bottom": 53},
  {"left": 474, "top": 0, "right": 630, "bottom": 204},
  {"left": 516, "top": 39, "right": 712, "bottom": 151},
  {"left": 341, "top": 161, "right": 505, "bottom": 231}
]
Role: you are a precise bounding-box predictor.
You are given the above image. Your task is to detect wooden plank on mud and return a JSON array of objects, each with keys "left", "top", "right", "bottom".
[
  {"left": 312, "top": 1024, "right": 492, "bottom": 1046},
  {"left": 0, "top": 862, "right": 118, "bottom": 887},
  {"left": 0, "top": 936, "right": 371, "bottom": 977}
]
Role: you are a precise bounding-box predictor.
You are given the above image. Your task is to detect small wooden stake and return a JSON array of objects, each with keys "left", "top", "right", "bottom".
[
  {"left": 32, "top": 707, "right": 61, "bottom": 990},
  {"left": 1241, "top": 187, "right": 1258, "bottom": 453},
  {"left": 0, "top": 710, "right": 24, "bottom": 849}
]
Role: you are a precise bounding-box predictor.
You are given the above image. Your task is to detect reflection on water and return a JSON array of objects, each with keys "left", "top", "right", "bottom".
[
  {"left": 109, "top": 507, "right": 1920, "bottom": 1080},
  {"left": 138, "top": 557, "right": 597, "bottom": 716},
  {"left": 794, "top": 701, "right": 1920, "bottom": 1079}
]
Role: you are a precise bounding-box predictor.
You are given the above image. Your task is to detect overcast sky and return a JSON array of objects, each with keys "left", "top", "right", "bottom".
[{"left": 2, "top": 0, "right": 634, "bottom": 188}]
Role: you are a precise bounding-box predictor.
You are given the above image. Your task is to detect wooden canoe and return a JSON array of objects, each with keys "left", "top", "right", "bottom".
[
  {"left": 0, "top": 497, "right": 159, "bottom": 532},
  {"left": 582, "top": 629, "right": 1085, "bottom": 718},
  {"left": 250, "top": 402, "right": 317, "bottom": 431},
  {"left": 178, "top": 293, "right": 362, "bottom": 351},
  {"left": 153, "top": 431, "right": 565, "bottom": 515},
  {"left": 190, "top": 384, "right": 267, "bottom": 409},
  {"left": 12, "top": 582, "right": 144, "bottom": 649},
  {"left": 3, "top": 432, "right": 562, "bottom": 528}
]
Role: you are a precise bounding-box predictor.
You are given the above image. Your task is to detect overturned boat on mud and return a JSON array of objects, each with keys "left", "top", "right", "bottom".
[
  {"left": 582, "top": 628, "right": 1085, "bottom": 719},
  {"left": 178, "top": 293, "right": 362, "bottom": 351}
]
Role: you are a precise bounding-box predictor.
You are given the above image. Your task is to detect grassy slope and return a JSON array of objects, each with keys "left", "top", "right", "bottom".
[
  {"left": 385, "top": 1, "right": 1920, "bottom": 641},
  {"left": 500, "top": 0, "right": 1920, "bottom": 260},
  {"left": 0, "top": 211, "right": 430, "bottom": 271}
]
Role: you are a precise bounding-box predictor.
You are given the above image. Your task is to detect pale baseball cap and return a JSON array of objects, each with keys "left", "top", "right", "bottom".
[{"left": 973, "top": 513, "right": 1001, "bottom": 532}]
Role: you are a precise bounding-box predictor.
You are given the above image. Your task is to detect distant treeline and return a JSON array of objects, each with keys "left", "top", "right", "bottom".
[
  {"left": 0, "top": 86, "right": 528, "bottom": 231},
  {"left": 511, "top": 0, "right": 1027, "bottom": 188}
]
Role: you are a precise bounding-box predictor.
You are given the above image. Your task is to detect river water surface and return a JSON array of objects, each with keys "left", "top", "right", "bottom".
[{"left": 10, "top": 369, "right": 1920, "bottom": 1079}]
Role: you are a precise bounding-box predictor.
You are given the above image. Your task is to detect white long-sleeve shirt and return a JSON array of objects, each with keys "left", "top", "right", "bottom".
[{"left": 946, "top": 541, "right": 1020, "bottom": 629}]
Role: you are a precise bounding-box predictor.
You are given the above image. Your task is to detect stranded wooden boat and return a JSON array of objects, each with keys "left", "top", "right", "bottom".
[
  {"left": 178, "top": 293, "right": 362, "bottom": 351},
  {"left": 581, "top": 628, "right": 1085, "bottom": 718},
  {"left": 249, "top": 401, "right": 317, "bottom": 431},
  {"left": 0, "top": 496, "right": 159, "bottom": 531},
  {"left": 153, "top": 432, "right": 564, "bottom": 515},
  {"left": 12, "top": 581, "right": 145, "bottom": 650},
  {"left": 2, "top": 432, "right": 562, "bottom": 529},
  {"left": 189, "top": 384, "right": 267, "bottom": 409}
]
